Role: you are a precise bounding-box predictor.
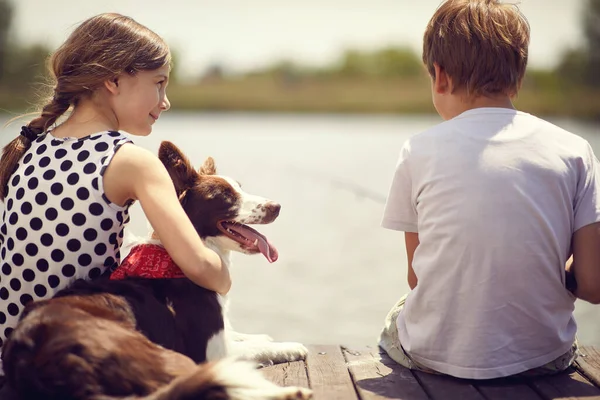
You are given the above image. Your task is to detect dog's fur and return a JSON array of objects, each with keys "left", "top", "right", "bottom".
[{"left": 1, "top": 141, "right": 310, "bottom": 400}]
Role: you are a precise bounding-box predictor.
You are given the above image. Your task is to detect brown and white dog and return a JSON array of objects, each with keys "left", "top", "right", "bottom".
[{"left": 0, "top": 141, "right": 311, "bottom": 400}]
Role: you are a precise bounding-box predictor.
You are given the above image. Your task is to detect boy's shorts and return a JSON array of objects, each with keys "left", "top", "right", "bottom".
[{"left": 378, "top": 293, "right": 579, "bottom": 378}]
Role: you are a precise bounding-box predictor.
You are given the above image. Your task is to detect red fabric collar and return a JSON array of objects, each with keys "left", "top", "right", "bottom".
[{"left": 110, "top": 243, "right": 186, "bottom": 280}]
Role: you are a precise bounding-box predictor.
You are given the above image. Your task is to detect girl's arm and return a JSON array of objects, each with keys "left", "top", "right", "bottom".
[
  {"left": 103, "top": 144, "right": 232, "bottom": 294},
  {"left": 404, "top": 232, "right": 419, "bottom": 290}
]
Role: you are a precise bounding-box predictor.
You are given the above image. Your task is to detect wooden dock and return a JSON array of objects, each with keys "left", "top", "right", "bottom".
[{"left": 261, "top": 345, "right": 600, "bottom": 399}]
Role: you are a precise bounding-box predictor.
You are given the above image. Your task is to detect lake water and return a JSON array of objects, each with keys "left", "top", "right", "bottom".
[{"left": 0, "top": 112, "right": 599, "bottom": 348}]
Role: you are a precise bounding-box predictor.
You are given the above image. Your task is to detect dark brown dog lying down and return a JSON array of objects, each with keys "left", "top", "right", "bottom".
[{"left": 1, "top": 141, "right": 311, "bottom": 400}]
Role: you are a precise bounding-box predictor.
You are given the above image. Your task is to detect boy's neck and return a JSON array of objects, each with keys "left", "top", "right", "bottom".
[{"left": 445, "top": 93, "right": 515, "bottom": 120}]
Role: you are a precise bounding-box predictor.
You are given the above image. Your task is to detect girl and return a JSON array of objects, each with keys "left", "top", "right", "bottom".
[{"left": 0, "top": 13, "right": 231, "bottom": 354}]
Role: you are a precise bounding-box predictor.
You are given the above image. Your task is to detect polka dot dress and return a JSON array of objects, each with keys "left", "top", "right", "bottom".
[{"left": 0, "top": 130, "right": 134, "bottom": 350}]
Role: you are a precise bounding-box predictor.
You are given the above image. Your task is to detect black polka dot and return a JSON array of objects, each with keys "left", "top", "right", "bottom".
[
  {"left": 67, "top": 173, "right": 80, "bottom": 185},
  {"left": 0, "top": 312, "right": 5, "bottom": 324},
  {"left": 7, "top": 238, "right": 14, "bottom": 251},
  {"left": 7, "top": 303, "right": 19, "bottom": 316},
  {"left": 43, "top": 170, "right": 56, "bottom": 180},
  {"left": 15, "top": 187, "right": 25, "bottom": 200},
  {"left": 10, "top": 175, "right": 20, "bottom": 187},
  {"left": 119, "top": 229, "right": 124, "bottom": 238},
  {"left": 72, "top": 141, "right": 84, "bottom": 150},
  {"left": 12, "top": 252, "right": 24, "bottom": 266},
  {"left": 0, "top": 247, "right": 4, "bottom": 259},
  {"left": 79, "top": 254, "right": 92, "bottom": 267},
  {"left": 67, "top": 239, "right": 81, "bottom": 252},
  {"left": 94, "top": 243, "right": 107, "bottom": 256},
  {"left": 60, "top": 160, "right": 73, "bottom": 172},
  {"left": 77, "top": 150, "right": 90, "bottom": 162},
  {"left": 27, "top": 177, "right": 39, "bottom": 190},
  {"left": 61, "top": 198, "right": 74, "bottom": 211},
  {"left": 36, "top": 144, "right": 47, "bottom": 155},
  {"left": 101, "top": 156, "right": 108, "bottom": 164},
  {"left": 48, "top": 275, "right": 60, "bottom": 288},
  {"left": 24, "top": 165, "right": 34, "bottom": 176},
  {"left": 55, "top": 148, "right": 67, "bottom": 159},
  {"left": 75, "top": 188, "right": 90, "bottom": 201},
  {"left": 45, "top": 207, "right": 58, "bottom": 221},
  {"left": 101, "top": 218, "right": 113, "bottom": 231},
  {"left": 51, "top": 182, "right": 63, "bottom": 195},
  {"left": 88, "top": 267, "right": 102, "bottom": 279},
  {"left": 30, "top": 217, "right": 43, "bottom": 231},
  {"left": 0, "top": 287, "right": 8, "bottom": 300},
  {"left": 89, "top": 203, "right": 104, "bottom": 216},
  {"left": 6, "top": 198, "right": 12, "bottom": 211},
  {"left": 4, "top": 327, "right": 13, "bottom": 339},
  {"left": 22, "top": 269, "right": 35, "bottom": 282},
  {"left": 41, "top": 233, "right": 53, "bottom": 247},
  {"left": 20, "top": 201, "right": 32, "bottom": 215},
  {"left": 108, "top": 233, "right": 117, "bottom": 245},
  {"left": 23, "top": 153, "right": 33, "bottom": 164},
  {"left": 19, "top": 294, "right": 33, "bottom": 307},
  {"left": 95, "top": 142, "right": 109, "bottom": 152},
  {"left": 8, "top": 212, "right": 18, "bottom": 225},
  {"left": 92, "top": 177, "right": 99, "bottom": 189},
  {"left": 72, "top": 213, "right": 86, "bottom": 226},
  {"left": 51, "top": 249, "right": 64, "bottom": 262},
  {"left": 35, "top": 192, "right": 48, "bottom": 205},
  {"left": 84, "top": 162, "right": 97, "bottom": 174},
  {"left": 10, "top": 278, "right": 21, "bottom": 291},
  {"left": 62, "top": 264, "right": 76, "bottom": 278},
  {"left": 36, "top": 259, "right": 49, "bottom": 272},
  {"left": 34, "top": 284, "right": 47, "bottom": 297},
  {"left": 109, "top": 131, "right": 121, "bottom": 137},
  {"left": 104, "top": 256, "right": 115, "bottom": 267},
  {"left": 0, "top": 224, "right": 6, "bottom": 235},
  {"left": 84, "top": 229, "right": 98, "bottom": 241},
  {"left": 12, "top": 253, "right": 24, "bottom": 266},
  {"left": 1, "top": 263, "right": 11, "bottom": 275},
  {"left": 39, "top": 156, "right": 51, "bottom": 168},
  {"left": 56, "top": 223, "right": 69, "bottom": 237},
  {"left": 25, "top": 243, "right": 38, "bottom": 256},
  {"left": 116, "top": 212, "right": 123, "bottom": 223},
  {"left": 16, "top": 227, "right": 27, "bottom": 240}
]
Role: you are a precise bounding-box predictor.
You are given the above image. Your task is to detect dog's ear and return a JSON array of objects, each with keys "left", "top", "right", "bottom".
[
  {"left": 158, "top": 141, "right": 197, "bottom": 193},
  {"left": 199, "top": 157, "right": 216, "bottom": 175}
]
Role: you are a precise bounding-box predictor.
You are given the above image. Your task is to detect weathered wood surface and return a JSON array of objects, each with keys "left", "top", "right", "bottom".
[{"left": 261, "top": 345, "right": 600, "bottom": 400}]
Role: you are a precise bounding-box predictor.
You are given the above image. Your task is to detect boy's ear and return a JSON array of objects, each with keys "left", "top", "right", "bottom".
[
  {"left": 158, "top": 141, "right": 197, "bottom": 195},
  {"left": 433, "top": 64, "right": 452, "bottom": 94}
]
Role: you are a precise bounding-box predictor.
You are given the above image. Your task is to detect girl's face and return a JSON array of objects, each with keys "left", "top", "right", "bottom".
[{"left": 110, "top": 64, "right": 171, "bottom": 136}]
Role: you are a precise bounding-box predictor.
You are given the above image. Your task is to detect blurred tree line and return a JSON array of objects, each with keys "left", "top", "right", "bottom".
[{"left": 0, "top": 0, "right": 599, "bottom": 117}]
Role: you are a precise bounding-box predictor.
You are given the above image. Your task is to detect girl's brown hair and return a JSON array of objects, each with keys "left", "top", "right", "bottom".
[
  {"left": 0, "top": 13, "right": 171, "bottom": 200},
  {"left": 422, "top": 0, "right": 530, "bottom": 98}
]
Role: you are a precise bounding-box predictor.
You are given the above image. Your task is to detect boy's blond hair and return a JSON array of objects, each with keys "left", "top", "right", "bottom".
[{"left": 423, "top": 0, "right": 530, "bottom": 97}]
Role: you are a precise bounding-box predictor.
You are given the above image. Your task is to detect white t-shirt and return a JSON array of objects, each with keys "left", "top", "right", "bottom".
[{"left": 382, "top": 108, "right": 600, "bottom": 379}]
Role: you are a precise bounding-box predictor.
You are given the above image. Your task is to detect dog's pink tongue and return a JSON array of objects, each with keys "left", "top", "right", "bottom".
[
  {"left": 256, "top": 235, "right": 278, "bottom": 263},
  {"left": 232, "top": 224, "right": 278, "bottom": 263}
]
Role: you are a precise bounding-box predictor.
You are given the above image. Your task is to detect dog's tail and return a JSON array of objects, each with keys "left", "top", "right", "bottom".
[{"left": 94, "top": 357, "right": 312, "bottom": 400}]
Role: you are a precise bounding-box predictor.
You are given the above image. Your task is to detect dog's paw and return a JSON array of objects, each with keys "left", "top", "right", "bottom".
[{"left": 281, "top": 387, "right": 313, "bottom": 400}]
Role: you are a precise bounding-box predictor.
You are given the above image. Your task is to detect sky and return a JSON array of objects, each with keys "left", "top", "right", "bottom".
[{"left": 9, "top": 0, "right": 587, "bottom": 81}]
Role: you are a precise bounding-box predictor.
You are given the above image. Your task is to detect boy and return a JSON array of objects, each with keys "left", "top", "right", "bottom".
[{"left": 379, "top": 0, "right": 600, "bottom": 379}]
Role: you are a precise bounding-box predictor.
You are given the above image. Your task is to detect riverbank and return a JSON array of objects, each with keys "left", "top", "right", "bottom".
[{"left": 1, "top": 74, "right": 599, "bottom": 120}]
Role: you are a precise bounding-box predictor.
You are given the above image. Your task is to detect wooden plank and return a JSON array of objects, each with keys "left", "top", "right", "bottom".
[
  {"left": 261, "top": 360, "right": 310, "bottom": 388},
  {"left": 306, "top": 345, "right": 359, "bottom": 400},
  {"left": 342, "top": 345, "right": 430, "bottom": 400},
  {"left": 474, "top": 379, "right": 542, "bottom": 400},
  {"left": 412, "top": 371, "right": 485, "bottom": 400},
  {"left": 575, "top": 346, "right": 600, "bottom": 388},
  {"left": 529, "top": 369, "right": 600, "bottom": 400}
]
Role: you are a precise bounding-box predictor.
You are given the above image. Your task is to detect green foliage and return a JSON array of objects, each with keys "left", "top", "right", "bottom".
[{"left": 331, "top": 46, "right": 423, "bottom": 78}]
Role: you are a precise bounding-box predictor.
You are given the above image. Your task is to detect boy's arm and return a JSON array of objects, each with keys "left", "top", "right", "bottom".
[
  {"left": 570, "top": 222, "right": 600, "bottom": 304},
  {"left": 405, "top": 232, "right": 419, "bottom": 289}
]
